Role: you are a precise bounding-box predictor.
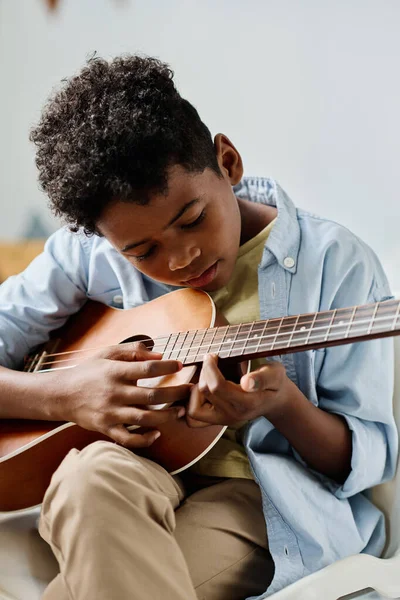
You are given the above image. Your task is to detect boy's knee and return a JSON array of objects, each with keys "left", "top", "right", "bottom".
[
  {"left": 44, "top": 441, "right": 139, "bottom": 508},
  {"left": 40, "top": 441, "right": 182, "bottom": 546}
]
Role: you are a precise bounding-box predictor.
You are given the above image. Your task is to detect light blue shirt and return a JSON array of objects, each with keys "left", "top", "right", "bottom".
[{"left": 0, "top": 177, "right": 397, "bottom": 598}]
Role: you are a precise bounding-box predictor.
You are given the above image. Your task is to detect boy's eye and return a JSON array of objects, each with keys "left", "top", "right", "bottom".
[
  {"left": 133, "top": 210, "right": 206, "bottom": 262},
  {"left": 181, "top": 209, "right": 206, "bottom": 229},
  {"left": 134, "top": 246, "right": 156, "bottom": 262}
]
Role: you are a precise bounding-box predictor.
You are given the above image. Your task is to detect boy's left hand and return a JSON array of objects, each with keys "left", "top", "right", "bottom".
[{"left": 186, "top": 353, "right": 291, "bottom": 428}]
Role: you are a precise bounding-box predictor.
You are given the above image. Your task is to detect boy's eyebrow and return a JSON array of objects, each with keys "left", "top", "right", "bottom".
[{"left": 121, "top": 198, "right": 201, "bottom": 252}]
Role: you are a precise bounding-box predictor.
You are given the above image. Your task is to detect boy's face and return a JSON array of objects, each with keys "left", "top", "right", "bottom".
[{"left": 97, "top": 152, "right": 242, "bottom": 292}]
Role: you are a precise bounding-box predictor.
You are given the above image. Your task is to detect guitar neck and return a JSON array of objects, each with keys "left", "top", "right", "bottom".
[{"left": 154, "top": 298, "right": 400, "bottom": 365}]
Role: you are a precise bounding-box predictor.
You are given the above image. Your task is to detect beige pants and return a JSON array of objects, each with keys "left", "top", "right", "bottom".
[{"left": 39, "top": 440, "right": 274, "bottom": 600}]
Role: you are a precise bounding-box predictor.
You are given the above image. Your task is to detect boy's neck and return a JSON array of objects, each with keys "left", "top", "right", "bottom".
[{"left": 237, "top": 197, "right": 277, "bottom": 246}]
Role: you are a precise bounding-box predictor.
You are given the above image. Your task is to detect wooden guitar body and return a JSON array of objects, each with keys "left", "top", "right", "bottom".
[{"left": 0, "top": 289, "right": 245, "bottom": 511}]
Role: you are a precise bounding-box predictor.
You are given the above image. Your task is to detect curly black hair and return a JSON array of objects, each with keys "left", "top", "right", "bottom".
[{"left": 30, "top": 54, "right": 222, "bottom": 235}]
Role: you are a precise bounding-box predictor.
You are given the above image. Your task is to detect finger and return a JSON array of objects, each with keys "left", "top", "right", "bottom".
[
  {"left": 99, "top": 341, "right": 163, "bottom": 362},
  {"left": 240, "top": 362, "right": 283, "bottom": 392},
  {"left": 124, "top": 383, "right": 193, "bottom": 406},
  {"left": 185, "top": 414, "right": 212, "bottom": 428},
  {"left": 198, "top": 354, "right": 238, "bottom": 409},
  {"left": 187, "top": 384, "right": 224, "bottom": 425},
  {"left": 108, "top": 424, "right": 161, "bottom": 448},
  {"left": 117, "top": 405, "right": 186, "bottom": 427},
  {"left": 199, "top": 354, "right": 226, "bottom": 394},
  {"left": 119, "top": 359, "right": 183, "bottom": 382}
]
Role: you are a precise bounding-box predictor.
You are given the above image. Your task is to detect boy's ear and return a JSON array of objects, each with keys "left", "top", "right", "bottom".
[{"left": 214, "top": 134, "right": 243, "bottom": 186}]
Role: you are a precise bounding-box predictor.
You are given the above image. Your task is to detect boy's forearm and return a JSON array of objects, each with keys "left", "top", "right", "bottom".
[
  {"left": 267, "top": 378, "right": 352, "bottom": 484},
  {"left": 0, "top": 366, "right": 63, "bottom": 421}
]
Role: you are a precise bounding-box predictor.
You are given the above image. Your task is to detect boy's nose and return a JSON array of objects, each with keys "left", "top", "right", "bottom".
[{"left": 168, "top": 246, "right": 201, "bottom": 271}]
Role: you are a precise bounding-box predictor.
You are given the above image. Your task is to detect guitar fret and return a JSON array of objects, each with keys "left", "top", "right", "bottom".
[
  {"left": 179, "top": 329, "right": 196, "bottom": 363},
  {"left": 255, "top": 320, "right": 276, "bottom": 353},
  {"left": 165, "top": 333, "right": 179, "bottom": 360},
  {"left": 271, "top": 318, "right": 284, "bottom": 351},
  {"left": 216, "top": 325, "right": 229, "bottom": 356},
  {"left": 333, "top": 307, "right": 360, "bottom": 341},
  {"left": 162, "top": 333, "right": 173, "bottom": 360},
  {"left": 367, "top": 303, "right": 379, "bottom": 335},
  {"left": 286, "top": 315, "right": 300, "bottom": 348},
  {"left": 348, "top": 304, "right": 375, "bottom": 339},
  {"left": 218, "top": 325, "right": 237, "bottom": 358},
  {"left": 269, "top": 316, "right": 296, "bottom": 350},
  {"left": 289, "top": 314, "right": 313, "bottom": 348},
  {"left": 170, "top": 330, "right": 188, "bottom": 360},
  {"left": 233, "top": 320, "right": 269, "bottom": 357},
  {"left": 174, "top": 330, "right": 190, "bottom": 362},
  {"left": 199, "top": 327, "right": 217, "bottom": 359},
  {"left": 207, "top": 327, "right": 219, "bottom": 355},
  {"left": 235, "top": 322, "right": 256, "bottom": 355},
  {"left": 227, "top": 324, "right": 242, "bottom": 358},
  {"left": 193, "top": 328, "right": 208, "bottom": 363},
  {"left": 305, "top": 312, "right": 317, "bottom": 345},
  {"left": 182, "top": 330, "right": 196, "bottom": 363},
  {"left": 255, "top": 320, "right": 268, "bottom": 354},
  {"left": 392, "top": 301, "right": 400, "bottom": 331},
  {"left": 345, "top": 306, "right": 357, "bottom": 338},
  {"left": 230, "top": 323, "right": 253, "bottom": 357},
  {"left": 244, "top": 322, "right": 255, "bottom": 354},
  {"left": 243, "top": 321, "right": 269, "bottom": 354},
  {"left": 324, "top": 309, "right": 336, "bottom": 342}
]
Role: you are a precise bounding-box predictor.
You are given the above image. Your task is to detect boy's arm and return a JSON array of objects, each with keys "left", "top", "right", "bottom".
[
  {"left": 0, "top": 227, "right": 89, "bottom": 421},
  {"left": 0, "top": 365, "right": 64, "bottom": 420},
  {"left": 190, "top": 232, "right": 398, "bottom": 494},
  {"left": 0, "top": 231, "right": 189, "bottom": 447},
  {"left": 0, "top": 227, "right": 89, "bottom": 371},
  {"left": 270, "top": 238, "right": 398, "bottom": 494},
  {"left": 264, "top": 377, "right": 353, "bottom": 483}
]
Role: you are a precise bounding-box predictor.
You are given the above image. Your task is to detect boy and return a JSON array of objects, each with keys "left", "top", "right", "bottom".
[{"left": 0, "top": 55, "right": 397, "bottom": 600}]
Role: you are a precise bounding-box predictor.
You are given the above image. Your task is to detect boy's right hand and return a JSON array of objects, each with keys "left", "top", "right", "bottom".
[{"left": 46, "top": 342, "right": 190, "bottom": 448}]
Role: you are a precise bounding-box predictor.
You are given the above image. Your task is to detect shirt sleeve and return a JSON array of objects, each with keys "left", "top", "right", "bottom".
[
  {"left": 0, "top": 228, "right": 89, "bottom": 370},
  {"left": 312, "top": 232, "right": 398, "bottom": 498}
]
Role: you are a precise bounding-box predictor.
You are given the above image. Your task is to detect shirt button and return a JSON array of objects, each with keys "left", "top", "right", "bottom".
[
  {"left": 113, "top": 294, "right": 124, "bottom": 305},
  {"left": 283, "top": 256, "right": 295, "bottom": 268}
]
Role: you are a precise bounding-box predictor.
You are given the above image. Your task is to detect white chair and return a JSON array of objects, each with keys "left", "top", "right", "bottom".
[
  {"left": 0, "top": 506, "right": 56, "bottom": 600},
  {"left": 1, "top": 338, "right": 400, "bottom": 600}
]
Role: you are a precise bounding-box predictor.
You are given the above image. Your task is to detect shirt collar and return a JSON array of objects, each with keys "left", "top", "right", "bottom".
[{"left": 233, "top": 177, "right": 300, "bottom": 273}]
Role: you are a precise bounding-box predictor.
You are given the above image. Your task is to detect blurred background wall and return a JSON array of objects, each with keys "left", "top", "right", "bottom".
[{"left": 0, "top": 0, "right": 399, "bottom": 288}]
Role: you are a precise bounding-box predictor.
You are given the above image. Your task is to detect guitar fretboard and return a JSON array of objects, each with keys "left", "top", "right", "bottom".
[{"left": 152, "top": 299, "right": 400, "bottom": 364}]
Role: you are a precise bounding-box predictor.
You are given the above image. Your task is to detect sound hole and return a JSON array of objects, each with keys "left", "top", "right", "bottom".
[{"left": 120, "top": 334, "right": 155, "bottom": 352}]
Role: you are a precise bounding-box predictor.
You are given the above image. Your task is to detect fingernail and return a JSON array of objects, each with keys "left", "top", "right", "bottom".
[
  {"left": 153, "top": 431, "right": 161, "bottom": 440},
  {"left": 177, "top": 407, "right": 186, "bottom": 418},
  {"left": 248, "top": 377, "right": 259, "bottom": 391}
]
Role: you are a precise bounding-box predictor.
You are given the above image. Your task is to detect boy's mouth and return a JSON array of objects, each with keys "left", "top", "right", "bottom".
[{"left": 182, "top": 261, "right": 218, "bottom": 288}]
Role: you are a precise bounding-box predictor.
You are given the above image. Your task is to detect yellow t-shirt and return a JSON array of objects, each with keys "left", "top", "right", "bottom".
[{"left": 188, "top": 218, "right": 276, "bottom": 479}]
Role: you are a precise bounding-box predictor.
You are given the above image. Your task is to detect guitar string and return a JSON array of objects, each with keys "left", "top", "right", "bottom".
[
  {"left": 32, "top": 309, "right": 400, "bottom": 369},
  {"left": 33, "top": 311, "right": 400, "bottom": 370},
  {"left": 30, "top": 300, "right": 400, "bottom": 362},
  {"left": 35, "top": 318, "right": 400, "bottom": 374}
]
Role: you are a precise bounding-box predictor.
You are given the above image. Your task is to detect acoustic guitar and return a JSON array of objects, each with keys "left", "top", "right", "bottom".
[{"left": 0, "top": 287, "right": 399, "bottom": 511}]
